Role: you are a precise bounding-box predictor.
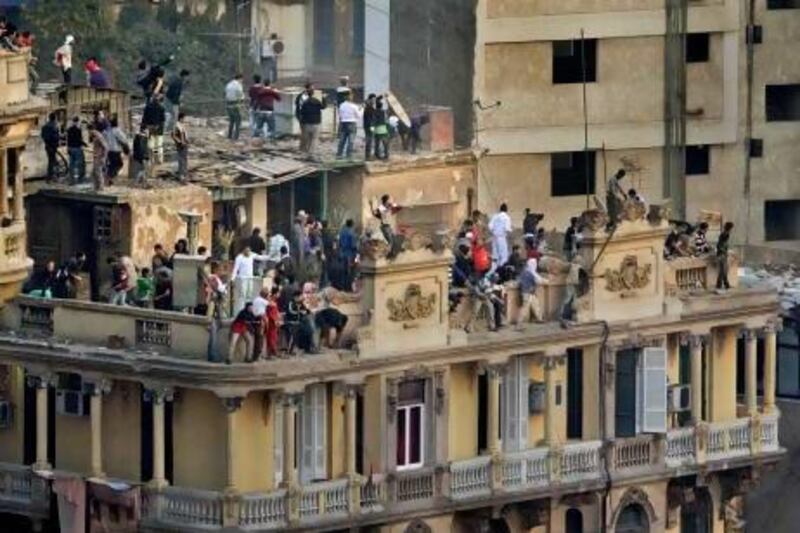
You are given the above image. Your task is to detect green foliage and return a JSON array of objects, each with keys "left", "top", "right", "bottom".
[{"left": 20, "top": 0, "right": 252, "bottom": 115}]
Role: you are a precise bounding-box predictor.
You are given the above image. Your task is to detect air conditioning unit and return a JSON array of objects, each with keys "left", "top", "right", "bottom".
[
  {"left": 56, "top": 389, "right": 88, "bottom": 416},
  {"left": 0, "top": 400, "right": 13, "bottom": 428},
  {"left": 528, "top": 382, "right": 546, "bottom": 414},
  {"left": 668, "top": 384, "right": 692, "bottom": 413}
]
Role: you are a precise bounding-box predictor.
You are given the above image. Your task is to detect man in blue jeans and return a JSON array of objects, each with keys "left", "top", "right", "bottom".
[
  {"left": 65, "top": 116, "right": 86, "bottom": 183},
  {"left": 336, "top": 93, "right": 360, "bottom": 159}
]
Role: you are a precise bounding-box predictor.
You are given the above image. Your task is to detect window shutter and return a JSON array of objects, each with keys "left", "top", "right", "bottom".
[
  {"left": 640, "top": 347, "right": 668, "bottom": 433},
  {"left": 300, "top": 393, "right": 313, "bottom": 483},
  {"left": 503, "top": 358, "right": 528, "bottom": 452},
  {"left": 273, "top": 402, "right": 284, "bottom": 487},
  {"left": 312, "top": 384, "right": 327, "bottom": 480}
]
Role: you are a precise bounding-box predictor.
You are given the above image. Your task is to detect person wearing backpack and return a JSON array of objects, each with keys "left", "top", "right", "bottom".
[{"left": 54, "top": 35, "right": 74, "bottom": 84}]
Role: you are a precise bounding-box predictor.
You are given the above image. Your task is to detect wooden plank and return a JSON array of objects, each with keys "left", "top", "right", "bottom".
[{"left": 385, "top": 91, "right": 411, "bottom": 127}]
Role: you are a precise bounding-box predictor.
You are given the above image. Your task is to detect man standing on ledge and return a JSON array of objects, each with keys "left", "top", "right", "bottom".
[
  {"left": 488, "top": 203, "right": 512, "bottom": 268},
  {"left": 715, "top": 221, "right": 734, "bottom": 293}
]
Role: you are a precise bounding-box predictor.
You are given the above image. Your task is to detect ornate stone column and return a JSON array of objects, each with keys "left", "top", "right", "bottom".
[
  {"left": 281, "top": 393, "right": 301, "bottom": 525},
  {"left": 87, "top": 379, "right": 112, "bottom": 478},
  {"left": 743, "top": 329, "right": 758, "bottom": 417},
  {"left": 146, "top": 386, "right": 173, "bottom": 488},
  {"left": 486, "top": 365, "right": 503, "bottom": 455},
  {"left": 763, "top": 323, "right": 778, "bottom": 414},
  {"left": 222, "top": 397, "right": 244, "bottom": 492},
  {"left": 689, "top": 335, "right": 705, "bottom": 424},
  {"left": 545, "top": 356, "right": 559, "bottom": 447},
  {"left": 0, "top": 150, "right": 8, "bottom": 218},
  {"left": 27, "top": 374, "right": 54, "bottom": 470},
  {"left": 345, "top": 386, "right": 358, "bottom": 477}
]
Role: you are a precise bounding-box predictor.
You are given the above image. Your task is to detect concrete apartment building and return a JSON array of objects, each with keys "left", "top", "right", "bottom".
[{"left": 473, "top": 0, "right": 800, "bottom": 248}]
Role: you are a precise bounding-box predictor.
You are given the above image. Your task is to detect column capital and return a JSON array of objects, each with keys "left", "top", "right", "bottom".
[
  {"left": 679, "top": 332, "right": 709, "bottom": 349},
  {"left": 85, "top": 378, "right": 113, "bottom": 396},
  {"left": 221, "top": 396, "right": 244, "bottom": 413},
  {"left": 763, "top": 320, "right": 782, "bottom": 335},
  {"left": 143, "top": 385, "right": 174, "bottom": 404},
  {"left": 741, "top": 328, "right": 759, "bottom": 341},
  {"left": 543, "top": 356, "right": 562, "bottom": 371},
  {"left": 477, "top": 360, "right": 506, "bottom": 378},
  {"left": 279, "top": 392, "right": 303, "bottom": 408},
  {"left": 26, "top": 372, "right": 57, "bottom": 389}
]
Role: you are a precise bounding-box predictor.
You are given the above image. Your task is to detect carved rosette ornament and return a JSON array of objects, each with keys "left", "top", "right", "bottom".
[
  {"left": 605, "top": 255, "right": 652, "bottom": 292},
  {"left": 387, "top": 284, "right": 437, "bottom": 322},
  {"left": 620, "top": 198, "right": 648, "bottom": 222},
  {"left": 402, "top": 229, "right": 433, "bottom": 252}
]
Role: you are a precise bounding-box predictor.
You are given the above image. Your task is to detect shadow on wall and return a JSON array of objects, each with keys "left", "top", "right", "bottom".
[{"left": 390, "top": 0, "right": 477, "bottom": 148}]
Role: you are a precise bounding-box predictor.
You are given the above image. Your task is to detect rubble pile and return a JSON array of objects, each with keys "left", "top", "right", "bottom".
[{"left": 739, "top": 264, "right": 800, "bottom": 310}]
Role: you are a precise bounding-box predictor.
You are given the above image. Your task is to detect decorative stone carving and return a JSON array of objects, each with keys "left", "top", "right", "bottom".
[
  {"left": 604, "top": 255, "right": 652, "bottom": 292},
  {"left": 538, "top": 255, "right": 570, "bottom": 275},
  {"left": 386, "top": 284, "right": 437, "bottom": 322},
  {"left": 648, "top": 203, "right": 671, "bottom": 225},
  {"left": 404, "top": 519, "right": 432, "bottom": 533},
  {"left": 620, "top": 198, "right": 648, "bottom": 222},
  {"left": 359, "top": 236, "right": 390, "bottom": 261},
  {"left": 402, "top": 229, "right": 433, "bottom": 252},
  {"left": 580, "top": 208, "right": 609, "bottom": 233}
]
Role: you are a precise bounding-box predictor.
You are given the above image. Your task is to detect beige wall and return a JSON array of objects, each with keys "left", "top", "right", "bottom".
[
  {"left": 173, "top": 388, "right": 227, "bottom": 490},
  {"left": 448, "top": 363, "right": 478, "bottom": 461},
  {"left": 103, "top": 380, "right": 141, "bottom": 481},
  {"left": 55, "top": 410, "right": 91, "bottom": 474},
  {"left": 363, "top": 374, "right": 385, "bottom": 472},
  {"left": 488, "top": 0, "right": 667, "bottom": 18},
  {"left": 232, "top": 391, "right": 271, "bottom": 492},
  {"left": 0, "top": 364, "right": 25, "bottom": 464},
  {"left": 328, "top": 384, "right": 346, "bottom": 479},
  {"left": 582, "top": 345, "right": 601, "bottom": 440},
  {"left": 528, "top": 357, "right": 566, "bottom": 447}
]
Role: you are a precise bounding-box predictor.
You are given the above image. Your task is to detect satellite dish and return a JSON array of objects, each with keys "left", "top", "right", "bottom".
[{"left": 272, "top": 40, "right": 285, "bottom": 55}]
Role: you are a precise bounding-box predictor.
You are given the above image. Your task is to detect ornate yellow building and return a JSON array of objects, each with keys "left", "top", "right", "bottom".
[
  {"left": 0, "top": 197, "right": 783, "bottom": 532},
  {"left": 0, "top": 48, "right": 42, "bottom": 305}
]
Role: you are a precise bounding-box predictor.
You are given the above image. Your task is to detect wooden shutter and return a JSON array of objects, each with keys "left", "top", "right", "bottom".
[
  {"left": 300, "top": 384, "right": 327, "bottom": 482},
  {"left": 273, "top": 402, "right": 283, "bottom": 487},
  {"left": 503, "top": 357, "right": 529, "bottom": 452},
  {"left": 640, "top": 347, "right": 668, "bottom": 433}
]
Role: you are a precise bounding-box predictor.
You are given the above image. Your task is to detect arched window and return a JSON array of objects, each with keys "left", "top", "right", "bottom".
[
  {"left": 681, "top": 489, "right": 712, "bottom": 533},
  {"left": 617, "top": 503, "right": 649, "bottom": 533},
  {"left": 566, "top": 508, "right": 584, "bottom": 533}
]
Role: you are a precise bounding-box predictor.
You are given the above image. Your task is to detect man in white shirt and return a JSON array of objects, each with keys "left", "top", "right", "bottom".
[
  {"left": 224, "top": 73, "right": 245, "bottom": 140},
  {"left": 55, "top": 35, "right": 75, "bottom": 84},
  {"left": 336, "top": 93, "right": 361, "bottom": 160},
  {"left": 488, "top": 203, "right": 512, "bottom": 267},
  {"left": 231, "top": 246, "right": 268, "bottom": 313}
]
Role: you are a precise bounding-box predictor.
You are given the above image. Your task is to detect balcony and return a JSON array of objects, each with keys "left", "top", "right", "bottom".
[
  {"left": 0, "top": 49, "right": 32, "bottom": 110},
  {"left": 0, "top": 463, "right": 50, "bottom": 520},
  {"left": 0, "top": 222, "right": 32, "bottom": 305}
]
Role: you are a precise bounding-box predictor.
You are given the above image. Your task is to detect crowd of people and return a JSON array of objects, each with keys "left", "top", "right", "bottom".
[{"left": 664, "top": 220, "right": 735, "bottom": 291}]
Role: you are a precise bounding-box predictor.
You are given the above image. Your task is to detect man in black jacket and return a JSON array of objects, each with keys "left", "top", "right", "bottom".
[
  {"left": 142, "top": 95, "right": 166, "bottom": 165},
  {"left": 130, "top": 125, "right": 150, "bottom": 185},
  {"left": 66, "top": 116, "right": 87, "bottom": 183},
  {"left": 298, "top": 84, "right": 326, "bottom": 158},
  {"left": 363, "top": 93, "right": 376, "bottom": 160},
  {"left": 41, "top": 113, "right": 61, "bottom": 181}
]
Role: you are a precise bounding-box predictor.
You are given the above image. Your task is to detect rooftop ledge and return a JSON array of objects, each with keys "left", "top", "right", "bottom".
[{"left": 0, "top": 285, "right": 777, "bottom": 391}]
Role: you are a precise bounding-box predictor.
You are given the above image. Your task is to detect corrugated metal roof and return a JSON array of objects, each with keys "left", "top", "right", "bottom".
[{"left": 235, "top": 156, "right": 319, "bottom": 186}]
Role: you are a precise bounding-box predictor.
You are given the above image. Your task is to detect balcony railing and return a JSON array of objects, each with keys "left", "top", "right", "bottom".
[
  {"left": 134, "top": 416, "right": 781, "bottom": 531},
  {"left": 0, "top": 463, "right": 50, "bottom": 519}
]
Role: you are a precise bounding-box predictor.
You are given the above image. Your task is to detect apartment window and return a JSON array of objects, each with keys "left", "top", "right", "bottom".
[
  {"left": 551, "top": 151, "right": 596, "bottom": 197},
  {"left": 766, "top": 84, "right": 800, "bottom": 121},
  {"left": 768, "top": 0, "right": 800, "bottom": 9},
  {"left": 566, "top": 349, "right": 583, "bottom": 439},
  {"left": 552, "top": 39, "right": 597, "bottom": 84},
  {"left": 764, "top": 200, "right": 800, "bottom": 241},
  {"left": 396, "top": 380, "right": 425, "bottom": 470},
  {"left": 685, "top": 145, "right": 710, "bottom": 175},
  {"left": 55, "top": 373, "right": 90, "bottom": 417},
  {"left": 566, "top": 508, "right": 584, "bottom": 533},
  {"left": 615, "top": 347, "right": 667, "bottom": 437},
  {"left": 749, "top": 138, "right": 764, "bottom": 158},
  {"left": 502, "top": 356, "right": 529, "bottom": 452},
  {"left": 300, "top": 384, "right": 327, "bottom": 483},
  {"left": 686, "top": 33, "right": 710, "bottom": 63},
  {"left": 352, "top": 0, "right": 365, "bottom": 55}
]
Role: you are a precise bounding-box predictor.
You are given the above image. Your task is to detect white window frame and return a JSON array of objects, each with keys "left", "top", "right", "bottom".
[
  {"left": 300, "top": 384, "right": 328, "bottom": 483},
  {"left": 396, "top": 402, "right": 425, "bottom": 471},
  {"left": 637, "top": 346, "right": 668, "bottom": 434},
  {"left": 502, "top": 356, "right": 529, "bottom": 452}
]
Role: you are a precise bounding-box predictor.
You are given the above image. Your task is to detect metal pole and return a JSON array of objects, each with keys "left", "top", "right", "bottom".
[{"left": 581, "top": 29, "right": 590, "bottom": 210}]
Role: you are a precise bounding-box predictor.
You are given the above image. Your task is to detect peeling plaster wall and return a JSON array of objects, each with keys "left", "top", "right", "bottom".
[{"left": 127, "top": 185, "right": 213, "bottom": 268}]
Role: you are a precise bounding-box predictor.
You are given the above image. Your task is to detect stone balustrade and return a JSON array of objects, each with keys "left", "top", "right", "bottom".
[
  {"left": 120, "top": 418, "right": 786, "bottom": 530},
  {"left": 0, "top": 463, "right": 49, "bottom": 520}
]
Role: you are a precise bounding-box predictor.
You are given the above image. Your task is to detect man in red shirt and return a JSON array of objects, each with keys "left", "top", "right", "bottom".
[{"left": 249, "top": 75, "right": 282, "bottom": 139}]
